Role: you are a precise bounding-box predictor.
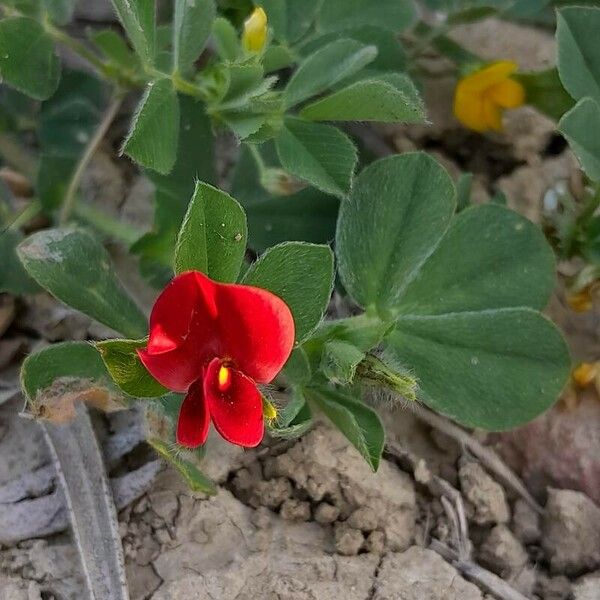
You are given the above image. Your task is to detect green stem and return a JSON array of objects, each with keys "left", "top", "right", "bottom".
[
  {"left": 248, "top": 143, "right": 267, "bottom": 175},
  {"left": 7, "top": 200, "right": 41, "bottom": 231},
  {"left": 73, "top": 202, "right": 142, "bottom": 246},
  {"left": 59, "top": 94, "right": 123, "bottom": 226},
  {"left": 45, "top": 22, "right": 107, "bottom": 74}
]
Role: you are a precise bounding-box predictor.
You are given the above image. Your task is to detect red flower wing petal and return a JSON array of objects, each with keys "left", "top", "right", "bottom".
[
  {"left": 176, "top": 379, "right": 210, "bottom": 448},
  {"left": 204, "top": 358, "right": 264, "bottom": 448},
  {"left": 138, "top": 345, "right": 199, "bottom": 393},
  {"left": 215, "top": 282, "right": 295, "bottom": 383}
]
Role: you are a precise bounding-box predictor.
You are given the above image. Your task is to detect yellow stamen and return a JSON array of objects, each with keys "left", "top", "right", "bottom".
[
  {"left": 242, "top": 7, "right": 268, "bottom": 53},
  {"left": 218, "top": 365, "right": 231, "bottom": 392},
  {"left": 572, "top": 362, "right": 598, "bottom": 388},
  {"left": 263, "top": 398, "right": 277, "bottom": 422}
]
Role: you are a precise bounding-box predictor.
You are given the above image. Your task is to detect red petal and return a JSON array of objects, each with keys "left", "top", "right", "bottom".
[
  {"left": 215, "top": 282, "right": 295, "bottom": 383},
  {"left": 176, "top": 379, "right": 210, "bottom": 448},
  {"left": 141, "top": 272, "right": 221, "bottom": 391},
  {"left": 204, "top": 358, "right": 264, "bottom": 448}
]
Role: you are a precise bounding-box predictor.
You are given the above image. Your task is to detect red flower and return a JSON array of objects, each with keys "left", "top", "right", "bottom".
[{"left": 138, "top": 271, "right": 294, "bottom": 449}]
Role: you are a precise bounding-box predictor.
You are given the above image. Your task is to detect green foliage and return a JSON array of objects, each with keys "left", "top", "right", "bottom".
[
  {"left": 242, "top": 242, "right": 334, "bottom": 343},
  {"left": 122, "top": 79, "right": 180, "bottom": 175},
  {"left": 284, "top": 39, "right": 377, "bottom": 108},
  {"left": 96, "top": 339, "right": 168, "bottom": 398},
  {"left": 20, "top": 342, "right": 114, "bottom": 400},
  {"left": 558, "top": 97, "right": 600, "bottom": 182},
  {"left": 256, "top": 0, "right": 320, "bottom": 43},
  {"left": 0, "top": 229, "right": 40, "bottom": 294},
  {"left": 317, "top": 0, "right": 417, "bottom": 33},
  {"left": 17, "top": 228, "right": 148, "bottom": 339},
  {"left": 515, "top": 68, "right": 574, "bottom": 121},
  {"left": 276, "top": 117, "right": 357, "bottom": 199},
  {"left": 557, "top": 7, "right": 600, "bottom": 104},
  {"left": 320, "top": 340, "right": 365, "bottom": 385},
  {"left": 175, "top": 181, "right": 247, "bottom": 281},
  {"left": 385, "top": 309, "right": 570, "bottom": 430},
  {"left": 110, "top": 0, "right": 156, "bottom": 66},
  {"left": 173, "top": 0, "right": 216, "bottom": 74},
  {"left": 300, "top": 76, "right": 426, "bottom": 123},
  {"left": 335, "top": 153, "right": 570, "bottom": 430},
  {"left": 309, "top": 387, "right": 384, "bottom": 471},
  {"left": 0, "top": 17, "right": 60, "bottom": 100},
  {"left": 337, "top": 153, "right": 456, "bottom": 315},
  {"left": 90, "top": 29, "right": 141, "bottom": 72},
  {"left": 44, "top": 0, "right": 77, "bottom": 25}
]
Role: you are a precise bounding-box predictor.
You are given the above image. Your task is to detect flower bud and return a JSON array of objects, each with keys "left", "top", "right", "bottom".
[{"left": 242, "top": 7, "right": 268, "bottom": 53}]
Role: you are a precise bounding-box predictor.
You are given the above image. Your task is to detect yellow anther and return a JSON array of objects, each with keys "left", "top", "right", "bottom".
[
  {"left": 263, "top": 399, "right": 277, "bottom": 422},
  {"left": 242, "top": 7, "right": 268, "bottom": 53},
  {"left": 218, "top": 365, "right": 231, "bottom": 392}
]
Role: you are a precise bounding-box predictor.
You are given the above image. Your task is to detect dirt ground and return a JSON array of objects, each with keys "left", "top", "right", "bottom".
[{"left": 1, "top": 13, "right": 600, "bottom": 600}]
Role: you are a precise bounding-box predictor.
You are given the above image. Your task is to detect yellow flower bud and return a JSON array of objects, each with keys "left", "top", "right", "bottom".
[
  {"left": 572, "top": 362, "right": 599, "bottom": 388},
  {"left": 453, "top": 61, "right": 525, "bottom": 133},
  {"left": 567, "top": 287, "right": 594, "bottom": 313},
  {"left": 242, "top": 7, "right": 268, "bottom": 53}
]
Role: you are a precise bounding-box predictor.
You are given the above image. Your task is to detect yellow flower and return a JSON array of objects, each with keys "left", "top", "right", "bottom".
[
  {"left": 242, "top": 7, "right": 268, "bottom": 53},
  {"left": 572, "top": 362, "right": 599, "bottom": 388},
  {"left": 567, "top": 287, "right": 594, "bottom": 313},
  {"left": 454, "top": 61, "right": 525, "bottom": 133}
]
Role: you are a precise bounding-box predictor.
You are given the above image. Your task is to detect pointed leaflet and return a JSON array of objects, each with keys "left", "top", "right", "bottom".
[
  {"left": 0, "top": 17, "right": 60, "bottom": 100},
  {"left": 242, "top": 242, "right": 334, "bottom": 343},
  {"left": 110, "top": 0, "right": 156, "bottom": 65},
  {"left": 18, "top": 228, "right": 147, "bottom": 339},
  {"left": 173, "top": 0, "right": 216, "bottom": 74},
  {"left": 317, "top": 0, "right": 416, "bottom": 33},
  {"left": 336, "top": 153, "right": 456, "bottom": 315},
  {"left": 122, "top": 79, "right": 179, "bottom": 175},
  {"left": 558, "top": 97, "right": 600, "bottom": 181},
  {"left": 284, "top": 39, "right": 377, "bottom": 108},
  {"left": 276, "top": 117, "right": 357, "bottom": 199},
  {"left": 174, "top": 182, "right": 247, "bottom": 282},
  {"left": 557, "top": 6, "right": 600, "bottom": 103}
]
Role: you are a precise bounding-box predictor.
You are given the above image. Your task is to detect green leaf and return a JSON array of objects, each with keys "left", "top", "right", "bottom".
[
  {"left": 242, "top": 242, "right": 334, "bottom": 343},
  {"left": 269, "top": 390, "right": 314, "bottom": 439},
  {"left": 90, "top": 29, "right": 141, "bottom": 70},
  {"left": 385, "top": 308, "right": 570, "bottom": 431},
  {"left": 110, "top": 0, "right": 156, "bottom": 65},
  {"left": 257, "top": 0, "right": 320, "bottom": 43},
  {"left": 173, "top": 0, "right": 216, "bottom": 74},
  {"left": 149, "top": 438, "right": 216, "bottom": 494},
  {"left": 18, "top": 228, "right": 148, "bottom": 339},
  {"left": 0, "top": 17, "right": 60, "bottom": 100},
  {"left": 336, "top": 153, "right": 456, "bottom": 316},
  {"left": 20, "top": 342, "right": 113, "bottom": 400},
  {"left": 396, "top": 203, "right": 556, "bottom": 315},
  {"left": 44, "top": 0, "right": 77, "bottom": 25},
  {"left": 300, "top": 76, "right": 425, "bottom": 123},
  {"left": 282, "top": 347, "right": 311, "bottom": 386},
  {"left": 122, "top": 79, "right": 180, "bottom": 175},
  {"left": 320, "top": 340, "right": 365, "bottom": 385},
  {"left": 309, "top": 387, "right": 384, "bottom": 471},
  {"left": 515, "top": 68, "right": 575, "bottom": 121},
  {"left": 557, "top": 6, "right": 600, "bottom": 103},
  {"left": 0, "top": 229, "right": 39, "bottom": 295},
  {"left": 300, "top": 26, "right": 406, "bottom": 74},
  {"left": 212, "top": 16, "right": 240, "bottom": 60},
  {"left": 558, "top": 97, "right": 600, "bottom": 182},
  {"left": 284, "top": 39, "right": 377, "bottom": 108},
  {"left": 318, "top": 0, "right": 416, "bottom": 33},
  {"left": 174, "top": 181, "right": 247, "bottom": 281},
  {"left": 276, "top": 117, "right": 357, "bottom": 199},
  {"left": 96, "top": 339, "right": 168, "bottom": 397}
]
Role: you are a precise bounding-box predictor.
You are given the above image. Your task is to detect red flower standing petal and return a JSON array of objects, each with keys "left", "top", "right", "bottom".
[
  {"left": 215, "top": 282, "right": 295, "bottom": 383},
  {"left": 203, "top": 358, "right": 264, "bottom": 447},
  {"left": 176, "top": 379, "right": 210, "bottom": 448}
]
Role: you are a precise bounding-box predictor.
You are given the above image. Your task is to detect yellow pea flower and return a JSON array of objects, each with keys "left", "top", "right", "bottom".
[
  {"left": 572, "top": 362, "right": 599, "bottom": 388},
  {"left": 453, "top": 61, "right": 525, "bottom": 133},
  {"left": 242, "top": 7, "right": 268, "bottom": 53}
]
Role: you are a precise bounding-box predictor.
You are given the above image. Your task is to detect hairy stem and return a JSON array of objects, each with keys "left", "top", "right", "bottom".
[{"left": 59, "top": 95, "right": 123, "bottom": 226}]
